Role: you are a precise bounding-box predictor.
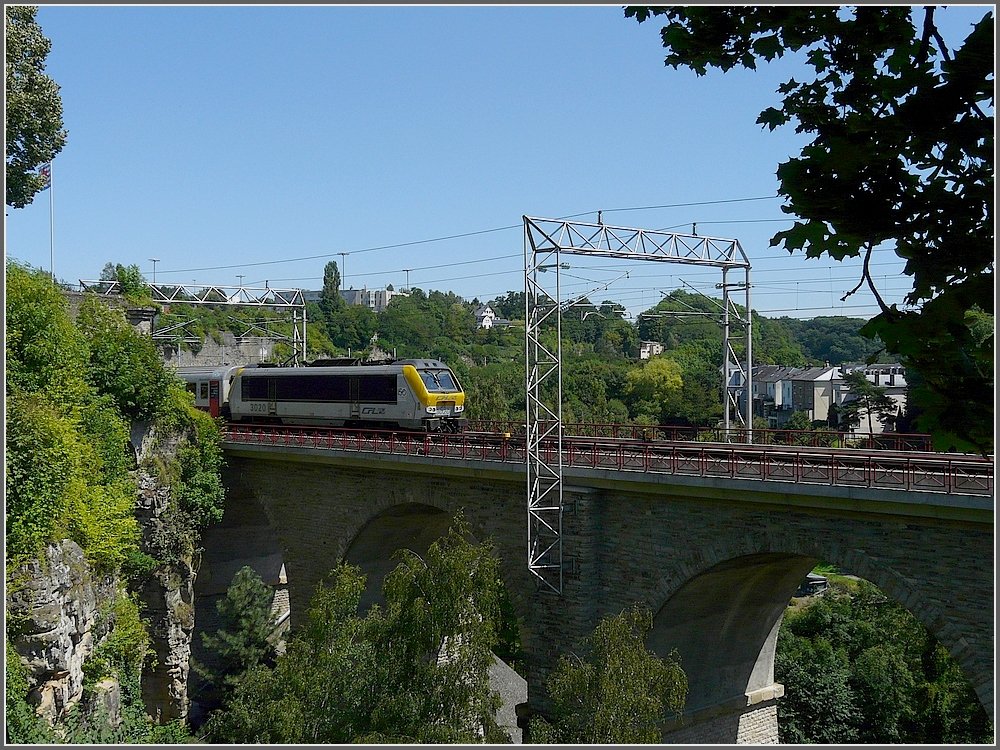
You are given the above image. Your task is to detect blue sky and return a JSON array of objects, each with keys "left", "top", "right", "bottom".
[{"left": 6, "top": 4, "right": 990, "bottom": 320}]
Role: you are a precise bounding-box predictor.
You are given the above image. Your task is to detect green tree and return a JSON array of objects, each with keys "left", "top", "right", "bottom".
[
  {"left": 752, "top": 315, "right": 807, "bottom": 366},
  {"left": 530, "top": 606, "right": 687, "bottom": 743},
  {"left": 777, "top": 580, "right": 992, "bottom": 743},
  {"left": 774, "top": 631, "right": 860, "bottom": 743},
  {"left": 852, "top": 645, "right": 915, "bottom": 742},
  {"left": 203, "top": 517, "right": 510, "bottom": 743},
  {"left": 462, "top": 361, "right": 523, "bottom": 422},
  {"left": 325, "top": 302, "right": 377, "bottom": 352},
  {"left": 778, "top": 316, "right": 886, "bottom": 365},
  {"left": 377, "top": 290, "right": 440, "bottom": 356},
  {"left": 6, "top": 641, "right": 56, "bottom": 743},
  {"left": 5, "top": 5, "right": 67, "bottom": 208},
  {"left": 838, "top": 370, "right": 900, "bottom": 433},
  {"left": 625, "top": 356, "right": 683, "bottom": 423},
  {"left": 98, "top": 262, "right": 147, "bottom": 302},
  {"left": 780, "top": 410, "right": 822, "bottom": 445},
  {"left": 627, "top": 6, "right": 994, "bottom": 452},
  {"left": 6, "top": 261, "right": 91, "bottom": 407},
  {"left": 489, "top": 291, "right": 525, "bottom": 321},
  {"left": 169, "top": 406, "right": 226, "bottom": 535},
  {"left": 197, "top": 566, "right": 277, "bottom": 691},
  {"left": 76, "top": 296, "right": 173, "bottom": 422},
  {"left": 319, "top": 260, "right": 344, "bottom": 318},
  {"left": 6, "top": 391, "right": 81, "bottom": 560}
]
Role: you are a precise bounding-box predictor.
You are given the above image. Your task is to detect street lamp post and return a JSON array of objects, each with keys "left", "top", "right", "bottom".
[{"left": 338, "top": 252, "right": 348, "bottom": 290}]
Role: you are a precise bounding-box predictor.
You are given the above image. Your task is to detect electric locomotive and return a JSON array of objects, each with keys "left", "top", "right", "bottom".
[{"left": 177, "top": 359, "right": 467, "bottom": 432}]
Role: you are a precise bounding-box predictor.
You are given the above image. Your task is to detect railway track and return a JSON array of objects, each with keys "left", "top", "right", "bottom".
[{"left": 222, "top": 424, "right": 994, "bottom": 497}]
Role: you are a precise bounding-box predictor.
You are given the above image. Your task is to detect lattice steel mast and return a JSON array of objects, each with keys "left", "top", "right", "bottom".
[
  {"left": 79, "top": 280, "right": 308, "bottom": 364},
  {"left": 523, "top": 216, "right": 752, "bottom": 593}
]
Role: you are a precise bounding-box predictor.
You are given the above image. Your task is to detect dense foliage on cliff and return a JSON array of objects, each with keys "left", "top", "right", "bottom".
[
  {"left": 5, "top": 261, "right": 225, "bottom": 742},
  {"left": 5, "top": 262, "right": 223, "bottom": 570},
  {"left": 776, "top": 578, "right": 992, "bottom": 743}
]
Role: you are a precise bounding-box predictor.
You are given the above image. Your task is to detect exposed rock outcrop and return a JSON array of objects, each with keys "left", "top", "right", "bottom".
[
  {"left": 133, "top": 434, "right": 199, "bottom": 722},
  {"left": 7, "top": 540, "right": 113, "bottom": 725}
]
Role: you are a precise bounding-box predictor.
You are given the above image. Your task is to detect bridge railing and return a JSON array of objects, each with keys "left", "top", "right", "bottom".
[
  {"left": 465, "top": 420, "right": 934, "bottom": 452},
  {"left": 222, "top": 425, "right": 993, "bottom": 497}
]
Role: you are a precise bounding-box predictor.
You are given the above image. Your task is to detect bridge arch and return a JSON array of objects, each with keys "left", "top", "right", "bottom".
[
  {"left": 343, "top": 502, "right": 454, "bottom": 611},
  {"left": 339, "top": 495, "right": 532, "bottom": 634},
  {"left": 643, "top": 528, "right": 989, "bottom": 719}
]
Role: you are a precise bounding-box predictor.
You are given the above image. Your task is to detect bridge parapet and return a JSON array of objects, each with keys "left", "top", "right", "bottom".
[{"left": 222, "top": 425, "right": 994, "bottom": 499}]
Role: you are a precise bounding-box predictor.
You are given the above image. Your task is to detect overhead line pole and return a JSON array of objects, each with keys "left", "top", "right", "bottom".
[
  {"left": 523, "top": 215, "right": 753, "bottom": 594},
  {"left": 80, "top": 279, "right": 308, "bottom": 364}
]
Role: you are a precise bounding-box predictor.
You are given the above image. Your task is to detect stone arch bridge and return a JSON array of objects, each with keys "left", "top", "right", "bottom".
[{"left": 194, "top": 436, "right": 993, "bottom": 743}]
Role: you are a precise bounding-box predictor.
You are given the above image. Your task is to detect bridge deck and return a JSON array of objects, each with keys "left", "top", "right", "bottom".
[{"left": 222, "top": 425, "right": 993, "bottom": 502}]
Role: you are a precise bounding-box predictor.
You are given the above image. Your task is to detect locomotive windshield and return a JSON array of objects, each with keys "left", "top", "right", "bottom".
[{"left": 420, "top": 369, "right": 459, "bottom": 392}]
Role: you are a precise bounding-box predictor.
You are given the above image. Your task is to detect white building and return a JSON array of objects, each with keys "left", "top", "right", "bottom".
[
  {"left": 835, "top": 363, "right": 908, "bottom": 435},
  {"left": 475, "top": 304, "right": 496, "bottom": 329},
  {"left": 341, "top": 286, "right": 407, "bottom": 313},
  {"left": 639, "top": 341, "right": 665, "bottom": 360}
]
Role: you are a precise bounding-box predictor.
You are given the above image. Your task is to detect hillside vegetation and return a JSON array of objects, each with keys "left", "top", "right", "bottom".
[
  {"left": 777, "top": 578, "right": 991, "bottom": 743},
  {"left": 160, "top": 281, "right": 895, "bottom": 431},
  {"left": 6, "top": 262, "right": 225, "bottom": 743}
]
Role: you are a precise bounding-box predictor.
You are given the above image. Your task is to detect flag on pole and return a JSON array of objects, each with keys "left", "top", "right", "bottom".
[{"left": 38, "top": 162, "right": 52, "bottom": 191}]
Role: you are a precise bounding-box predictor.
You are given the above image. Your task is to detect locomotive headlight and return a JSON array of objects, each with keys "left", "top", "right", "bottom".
[
  {"left": 454, "top": 404, "right": 464, "bottom": 412},
  {"left": 426, "top": 405, "right": 437, "bottom": 414}
]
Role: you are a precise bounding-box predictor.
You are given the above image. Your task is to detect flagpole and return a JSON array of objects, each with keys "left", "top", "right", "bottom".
[{"left": 48, "top": 161, "right": 55, "bottom": 283}]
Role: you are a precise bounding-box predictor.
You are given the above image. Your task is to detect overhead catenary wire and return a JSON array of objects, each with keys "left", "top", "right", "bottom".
[
  {"left": 141, "top": 191, "right": 913, "bottom": 318},
  {"left": 246, "top": 252, "right": 907, "bottom": 290},
  {"left": 153, "top": 194, "right": 784, "bottom": 277}
]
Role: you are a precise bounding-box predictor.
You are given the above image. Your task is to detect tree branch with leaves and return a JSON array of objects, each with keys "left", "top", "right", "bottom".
[
  {"left": 627, "top": 6, "right": 994, "bottom": 452},
  {"left": 5, "top": 5, "right": 67, "bottom": 208}
]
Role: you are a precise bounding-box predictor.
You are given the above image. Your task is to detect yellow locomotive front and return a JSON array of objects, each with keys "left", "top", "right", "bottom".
[{"left": 401, "top": 361, "right": 467, "bottom": 433}]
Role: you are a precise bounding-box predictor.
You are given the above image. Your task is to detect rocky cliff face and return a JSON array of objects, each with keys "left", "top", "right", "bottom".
[
  {"left": 7, "top": 540, "right": 115, "bottom": 725},
  {"left": 7, "top": 424, "right": 203, "bottom": 728},
  {"left": 134, "top": 469, "right": 199, "bottom": 722}
]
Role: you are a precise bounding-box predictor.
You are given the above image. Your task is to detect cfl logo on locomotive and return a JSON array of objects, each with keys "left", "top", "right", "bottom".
[{"left": 361, "top": 407, "right": 386, "bottom": 415}]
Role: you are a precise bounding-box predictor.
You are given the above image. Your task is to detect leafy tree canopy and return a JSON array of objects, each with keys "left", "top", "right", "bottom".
[
  {"left": 777, "top": 315, "right": 886, "bottom": 365},
  {"left": 530, "top": 606, "right": 687, "bottom": 743},
  {"left": 627, "top": 6, "right": 994, "bottom": 452},
  {"left": 319, "top": 260, "right": 344, "bottom": 317},
  {"left": 5, "top": 262, "right": 223, "bottom": 568},
  {"left": 197, "top": 566, "right": 278, "bottom": 692},
  {"left": 5, "top": 5, "right": 66, "bottom": 208},
  {"left": 203, "top": 516, "right": 511, "bottom": 743},
  {"left": 76, "top": 296, "right": 174, "bottom": 421},
  {"left": 777, "top": 579, "right": 992, "bottom": 743},
  {"left": 626, "top": 355, "right": 683, "bottom": 424},
  {"left": 99, "top": 262, "right": 148, "bottom": 302}
]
